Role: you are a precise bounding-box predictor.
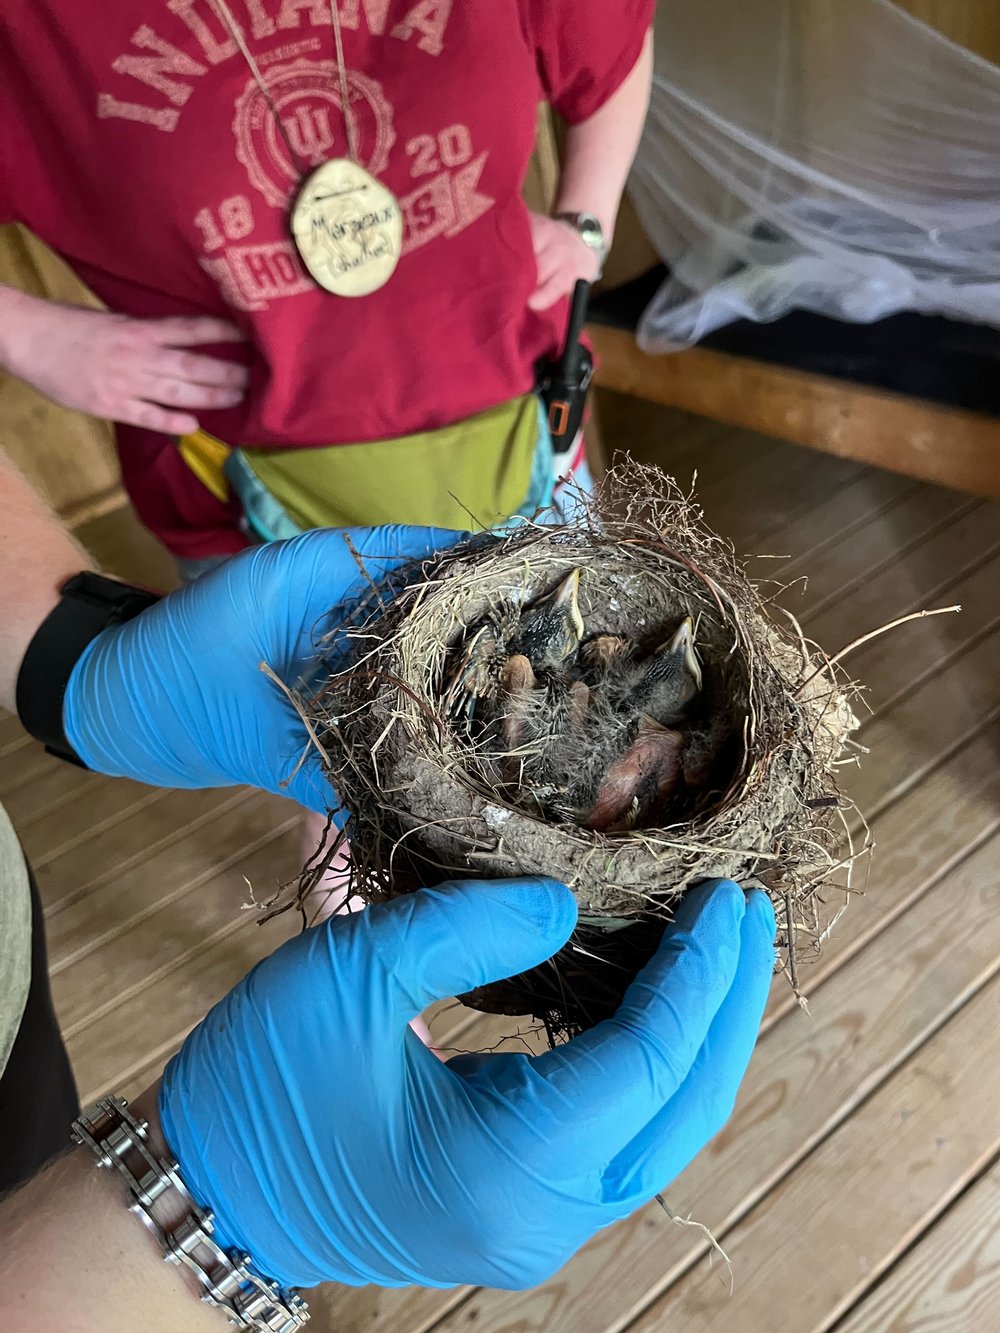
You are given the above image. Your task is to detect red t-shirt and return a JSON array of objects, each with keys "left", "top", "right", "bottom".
[{"left": 2, "top": 1, "right": 651, "bottom": 556}]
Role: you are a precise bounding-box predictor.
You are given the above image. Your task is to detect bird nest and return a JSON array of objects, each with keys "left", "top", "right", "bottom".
[{"left": 287, "top": 464, "right": 866, "bottom": 1038}]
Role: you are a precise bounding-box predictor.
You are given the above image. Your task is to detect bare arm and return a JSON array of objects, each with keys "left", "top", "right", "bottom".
[
  {"left": 0, "top": 448, "right": 94, "bottom": 712},
  {"left": 528, "top": 30, "right": 653, "bottom": 309},
  {"left": 0, "top": 281, "right": 248, "bottom": 435},
  {"left": 0, "top": 1085, "right": 223, "bottom": 1333},
  {"left": 554, "top": 28, "right": 654, "bottom": 243}
]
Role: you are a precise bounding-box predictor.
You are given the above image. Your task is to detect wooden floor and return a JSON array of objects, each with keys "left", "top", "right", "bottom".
[{"left": 3, "top": 393, "right": 999, "bottom": 1332}]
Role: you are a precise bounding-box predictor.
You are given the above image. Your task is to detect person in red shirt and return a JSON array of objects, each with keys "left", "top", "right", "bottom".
[{"left": 0, "top": 1, "right": 653, "bottom": 573}]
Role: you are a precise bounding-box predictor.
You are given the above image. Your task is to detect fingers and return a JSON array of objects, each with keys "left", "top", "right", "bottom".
[
  {"left": 600, "top": 889, "right": 777, "bottom": 1207},
  {"left": 359, "top": 877, "right": 578, "bottom": 1017},
  {"left": 119, "top": 401, "right": 202, "bottom": 436},
  {"left": 145, "top": 316, "right": 246, "bottom": 346},
  {"left": 520, "top": 881, "right": 749, "bottom": 1162},
  {"left": 528, "top": 275, "right": 568, "bottom": 311},
  {"left": 136, "top": 372, "right": 246, "bottom": 411},
  {"left": 152, "top": 347, "right": 250, "bottom": 390},
  {"left": 113, "top": 318, "right": 248, "bottom": 432}
]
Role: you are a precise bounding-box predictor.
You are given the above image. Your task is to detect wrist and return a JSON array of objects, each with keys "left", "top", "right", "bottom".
[
  {"left": 18, "top": 572, "right": 161, "bottom": 768},
  {"left": 0, "top": 284, "right": 52, "bottom": 377},
  {"left": 71, "top": 1093, "right": 310, "bottom": 1330},
  {"left": 551, "top": 210, "right": 609, "bottom": 278}
]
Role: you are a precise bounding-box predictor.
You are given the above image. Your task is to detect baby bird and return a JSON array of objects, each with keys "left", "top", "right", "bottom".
[
  {"left": 584, "top": 714, "right": 686, "bottom": 832},
  {"left": 509, "top": 568, "right": 585, "bottom": 671},
  {"left": 496, "top": 652, "right": 589, "bottom": 791},
  {"left": 444, "top": 569, "right": 584, "bottom": 718},
  {"left": 603, "top": 616, "right": 703, "bottom": 727}
]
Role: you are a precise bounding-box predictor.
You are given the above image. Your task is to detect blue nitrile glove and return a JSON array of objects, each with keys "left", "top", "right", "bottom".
[
  {"left": 159, "top": 877, "right": 776, "bottom": 1291},
  {"left": 63, "top": 526, "right": 455, "bottom": 812}
]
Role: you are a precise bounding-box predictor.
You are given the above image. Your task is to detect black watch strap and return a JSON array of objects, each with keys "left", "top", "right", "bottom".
[{"left": 15, "top": 572, "right": 161, "bottom": 767}]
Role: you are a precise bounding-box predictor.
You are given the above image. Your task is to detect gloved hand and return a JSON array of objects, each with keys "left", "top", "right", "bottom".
[
  {"left": 63, "top": 526, "right": 454, "bottom": 812},
  {"left": 159, "top": 877, "right": 776, "bottom": 1291}
]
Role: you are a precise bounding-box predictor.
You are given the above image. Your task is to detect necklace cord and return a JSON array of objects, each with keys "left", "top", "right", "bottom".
[
  {"left": 211, "top": 0, "right": 358, "bottom": 172},
  {"left": 328, "top": 0, "right": 359, "bottom": 162}
]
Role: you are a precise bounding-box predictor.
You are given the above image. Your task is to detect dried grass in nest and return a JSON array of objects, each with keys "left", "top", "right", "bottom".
[{"left": 281, "top": 463, "right": 871, "bottom": 1038}]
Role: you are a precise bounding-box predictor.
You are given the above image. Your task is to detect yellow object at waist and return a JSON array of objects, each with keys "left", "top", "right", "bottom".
[{"left": 177, "top": 393, "right": 540, "bottom": 530}]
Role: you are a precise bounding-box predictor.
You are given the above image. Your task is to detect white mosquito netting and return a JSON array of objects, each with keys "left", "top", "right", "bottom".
[{"left": 630, "top": 0, "right": 1000, "bottom": 350}]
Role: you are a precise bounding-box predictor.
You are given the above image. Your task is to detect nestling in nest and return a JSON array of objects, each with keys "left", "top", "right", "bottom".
[{"left": 283, "top": 464, "right": 868, "bottom": 1039}]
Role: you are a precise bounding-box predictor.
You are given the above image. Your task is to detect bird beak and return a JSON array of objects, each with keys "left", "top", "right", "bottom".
[
  {"left": 552, "top": 568, "right": 585, "bottom": 642},
  {"left": 667, "top": 616, "right": 703, "bottom": 690}
]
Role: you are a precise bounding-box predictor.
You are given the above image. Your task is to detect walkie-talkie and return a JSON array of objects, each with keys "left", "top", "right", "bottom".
[{"left": 537, "top": 279, "right": 593, "bottom": 457}]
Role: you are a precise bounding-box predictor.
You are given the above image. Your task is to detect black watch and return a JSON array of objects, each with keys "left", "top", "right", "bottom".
[{"left": 15, "top": 572, "right": 161, "bottom": 767}]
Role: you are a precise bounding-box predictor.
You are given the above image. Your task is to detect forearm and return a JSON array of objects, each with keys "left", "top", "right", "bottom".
[
  {"left": 554, "top": 29, "right": 653, "bottom": 242},
  {"left": 0, "top": 1086, "right": 222, "bottom": 1333},
  {"left": 0, "top": 449, "right": 94, "bottom": 711}
]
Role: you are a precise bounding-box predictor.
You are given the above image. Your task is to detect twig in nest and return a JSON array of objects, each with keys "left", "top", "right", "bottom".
[
  {"left": 654, "top": 1195, "right": 734, "bottom": 1293},
  {"left": 795, "top": 605, "right": 961, "bottom": 696},
  {"left": 259, "top": 660, "right": 334, "bottom": 782},
  {"left": 784, "top": 892, "right": 799, "bottom": 997},
  {"left": 342, "top": 531, "right": 391, "bottom": 609}
]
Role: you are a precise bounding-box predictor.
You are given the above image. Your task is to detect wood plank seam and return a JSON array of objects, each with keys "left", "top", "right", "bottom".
[
  {"left": 0, "top": 732, "right": 33, "bottom": 762},
  {"left": 796, "top": 497, "right": 982, "bottom": 625},
  {"left": 853, "top": 609, "right": 1000, "bottom": 733},
  {"left": 744, "top": 480, "right": 927, "bottom": 604},
  {"left": 421, "top": 821, "right": 1000, "bottom": 1333},
  {"left": 61, "top": 912, "right": 268, "bottom": 1041},
  {"left": 615, "top": 965, "right": 1000, "bottom": 1333},
  {"left": 27, "top": 786, "right": 182, "bottom": 869},
  {"left": 761, "top": 811, "right": 1000, "bottom": 1037},
  {"left": 747, "top": 476, "right": 922, "bottom": 565},
  {"left": 42, "top": 788, "right": 256, "bottom": 927},
  {"left": 742, "top": 464, "right": 893, "bottom": 555},
  {"left": 813, "top": 1143, "right": 1000, "bottom": 1333},
  {"left": 432, "top": 885, "right": 1000, "bottom": 1333},
  {"left": 2, "top": 769, "right": 113, "bottom": 826},
  {"left": 858, "top": 703, "right": 1000, "bottom": 832},
  {"left": 824, "top": 1146, "right": 1000, "bottom": 1333},
  {"left": 48, "top": 805, "right": 296, "bottom": 978}
]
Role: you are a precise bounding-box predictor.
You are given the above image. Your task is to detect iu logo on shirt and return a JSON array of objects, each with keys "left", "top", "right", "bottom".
[{"left": 233, "top": 58, "right": 396, "bottom": 210}]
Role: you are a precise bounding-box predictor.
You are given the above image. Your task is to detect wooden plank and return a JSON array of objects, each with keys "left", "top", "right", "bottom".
[
  {"left": 693, "top": 438, "right": 893, "bottom": 555},
  {"left": 0, "top": 755, "right": 110, "bottom": 825},
  {"left": 17, "top": 774, "right": 175, "bottom": 870},
  {"left": 66, "top": 835, "right": 304, "bottom": 1100},
  {"left": 773, "top": 488, "right": 974, "bottom": 623},
  {"left": 834, "top": 1161, "right": 1000, "bottom": 1333},
  {"left": 45, "top": 789, "right": 284, "bottom": 967},
  {"left": 108, "top": 724, "right": 1000, "bottom": 1333},
  {"left": 424, "top": 827, "right": 1000, "bottom": 1333},
  {"left": 824, "top": 543, "right": 1000, "bottom": 725},
  {"left": 594, "top": 392, "right": 926, "bottom": 571},
  {"left": 53, "top": 811, "right": 302, "bottom": 1035},
  {"left": 625, "top": 979, "right": 1000, "bottom": 1333},
  {"left": 0, "top": 740, "right": 66, "bottom": 799},
  {"left": 39, "top": 787, "right": 255, "bottom": 920},
  {"left": 318, "top": 718, "right": 1000, "bottom": 1333},
  {"left": 588, "top": 325, "right": 1000, "bottom": 501},
  {"left": 804, "top": 506, "right": 1000, "bottom": 684},
  {"left": 763, "top": 719, "right": 1000, "bottom": 1023},
  {"left": 842, "top": 623, "right": 1000, "bottom": 819}
]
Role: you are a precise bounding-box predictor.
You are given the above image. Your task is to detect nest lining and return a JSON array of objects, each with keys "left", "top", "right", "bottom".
[{"left": 290, "top": 466, "right": 865, "bottom": 1035}]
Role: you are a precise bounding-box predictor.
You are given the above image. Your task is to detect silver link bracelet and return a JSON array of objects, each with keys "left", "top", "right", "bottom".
[{"left": 72, "top": 1097, "right": 309, "bottom": 1331}]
